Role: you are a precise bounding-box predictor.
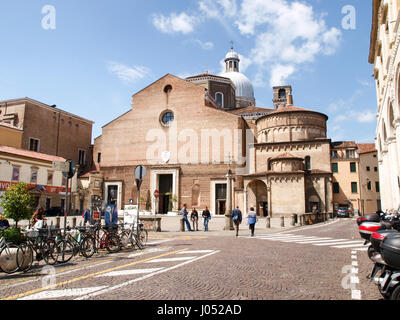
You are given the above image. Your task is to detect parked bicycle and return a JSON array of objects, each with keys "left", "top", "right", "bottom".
[
  {"left": 0, "top": 236, "right": 22, "bottom": 274},
  {"left": 118, "top": 222, "right": 148, "bottom": 250},
  {"left": 16, "top": 229, "right": 59, "bottom": 272},
  {"left": 55, "top": 226, "right": 92, "bottom": 263},
  {"left": 79, "top": 223, "right": 121, "bottom": 258}
]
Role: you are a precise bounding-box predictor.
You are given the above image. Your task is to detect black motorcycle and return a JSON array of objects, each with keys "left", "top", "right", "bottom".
[
  {"left": 358, "top": 212, "right": 400, "bottom": 259},
  {"left": 370, "top": 232, "right": 400, "bottom": 300}
]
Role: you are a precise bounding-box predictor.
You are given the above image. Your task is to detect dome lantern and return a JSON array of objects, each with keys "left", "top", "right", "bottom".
[{"left": 220, "top": 47, "right": 255, "bottom": 107}]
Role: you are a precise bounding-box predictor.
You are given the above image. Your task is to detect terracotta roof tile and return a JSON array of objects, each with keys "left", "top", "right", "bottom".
[
  {"left": 357, "top": 143, "right": 377, "bottom": 154},
  {"left": 270, "top": 152, "right": 304, "bottom": 160},
  {"left": 0, "top": 145, "right": 66, "bottom": 163},
  {"left": 331, "top": 141, "right": 357, "bottom": 149},
  {"left": 227, "top": 106, "right": 273, "bottom": 116},
  {"left": 264, "top": 105, "right": 328, "bottom": 119}
]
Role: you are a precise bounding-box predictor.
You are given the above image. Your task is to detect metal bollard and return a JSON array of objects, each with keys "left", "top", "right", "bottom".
[
  {"left": 266, "top": 217, "right": 271, "bottom": 229},
  {"left": 180, "top": 219, "right": 185, "bottom": 232},
  {"left": 72, "top": 217, "right": 77, "bottom": 228},
  {"left": 280, "top": 216, "right": 285, "bottom": 227}
]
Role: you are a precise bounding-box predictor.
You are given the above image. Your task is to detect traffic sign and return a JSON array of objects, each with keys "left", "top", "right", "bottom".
[
  {"left": 52, "top": 161, "right": 69, "bottom": 172},
  {"left": 134, "top": 165, "right": 146, "bottom": 180},
  {"left": 154, "top": 190, "right": 159, "bottom": 199},
  {"left": 62, "top": 160, "right": 77, "bottom": 179},
  {"left": 93, "top": 211, "right": 101, "bottom": 220}
]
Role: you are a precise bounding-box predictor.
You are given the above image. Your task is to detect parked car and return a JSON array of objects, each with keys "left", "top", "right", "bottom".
[
  {"left": 44, "top": 207, "right": 63, "bottom": 217},
  {"left": 337, "top": 207, "right": 351, "bottom": 218}
]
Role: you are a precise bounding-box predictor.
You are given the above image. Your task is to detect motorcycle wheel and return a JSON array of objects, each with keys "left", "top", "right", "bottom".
[
  {"left": 390, "top": 284, "right": 400, "bottom": 300},
  {"left": 367, "top": 245, "right": 376, "bottom": 260}
]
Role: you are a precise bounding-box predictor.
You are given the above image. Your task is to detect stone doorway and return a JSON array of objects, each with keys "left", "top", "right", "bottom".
[{"left": 158, "top": 174, "right": 173, "bottom": 214}]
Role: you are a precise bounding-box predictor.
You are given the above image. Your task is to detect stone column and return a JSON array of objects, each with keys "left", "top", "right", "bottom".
[{"left": 224, "top": 170, "right": 234, "bottom": 231}]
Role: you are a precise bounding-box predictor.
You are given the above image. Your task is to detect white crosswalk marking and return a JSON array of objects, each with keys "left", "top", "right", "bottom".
[
  {"left": 97, "top": 268, "right": 165, "bottom": 277},
  {"left": 332, "top": 243, "right": 366, "bottom": 248},
  {"left": 19, "top": 286, "right": 107, "bottom": 300},
  {"left": 245, "top": 234, "right": 368, "bottom": 250},
  {"left": 176, "top": 250, "right": 214, "bottom": 254},
  {"left": 146, "top": 256, "right": 197, "bottom": 263},
  {"left": 313, "top": 241, "right": 363, "bottom": 246}
]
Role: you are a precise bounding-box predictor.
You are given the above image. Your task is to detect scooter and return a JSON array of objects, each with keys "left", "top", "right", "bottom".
[
  {"left": 371, "top": 232, "right": 400, "bottom": 300},
  {"left": 358, "top": 213, "right": 400, "bottom": 260}
]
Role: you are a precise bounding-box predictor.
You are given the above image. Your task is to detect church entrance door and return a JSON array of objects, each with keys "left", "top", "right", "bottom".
[{"left": 158, "top": 174, "right": 173, "bottom": 214}]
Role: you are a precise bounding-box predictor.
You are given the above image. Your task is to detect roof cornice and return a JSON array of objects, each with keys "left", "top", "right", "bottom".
[
  {"left": 0, "top": 97, "right": 94, "bottom": 125},
  {"left": 369, "top": 0, "right": 381, "bottom": 64}
]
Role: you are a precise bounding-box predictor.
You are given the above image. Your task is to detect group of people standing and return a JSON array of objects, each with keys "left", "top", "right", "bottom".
[
  {"left": 181, "top": 204, "right": 211, "bottom": 232},
  {"left": 180, "top": 204, "right": 258, "bottom": 236}
]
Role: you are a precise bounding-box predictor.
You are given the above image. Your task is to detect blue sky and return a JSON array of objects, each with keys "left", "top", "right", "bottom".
[{"left": 0, "top": 0, "right": 377, "bottom": 143}]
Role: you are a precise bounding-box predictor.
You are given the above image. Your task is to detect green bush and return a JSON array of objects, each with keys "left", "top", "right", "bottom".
[
  {"left": 0, "top": 228, "right": 26, "bottom": 244},
  {"left": 0, "top": 182, "right": 35, "bottom": 228}
]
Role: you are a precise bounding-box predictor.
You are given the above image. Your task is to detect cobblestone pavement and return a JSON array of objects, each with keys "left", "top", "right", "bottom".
[{"left": 0, "top": 218, "right": 382, "bottom": 301}]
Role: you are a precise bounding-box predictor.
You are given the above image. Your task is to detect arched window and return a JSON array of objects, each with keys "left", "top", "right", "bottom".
[
  {"left": 267, "top": 158, "right": 272, "bottom": 171},
  {"left": 160, "top": 110, "right": 174, "bottom": 126},
  {"left": 278, "top": 88, "right": 286, "bottom": 99},
  {"left": 305, "top": 156, "right": 311, "bottom": 171},
  {"left": 215, "top": 92, "right": 224, "bottom": 108},
  {"left": 163, "top": 85, "right": 172, "bottom": 93}
]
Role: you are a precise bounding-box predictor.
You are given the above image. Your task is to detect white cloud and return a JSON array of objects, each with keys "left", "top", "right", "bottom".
[
  {"left": 269, "top": 64, "right": 295, "bottom": 87},
  {"left": 152, "top": 12, "right": 198, "bottom": 34},
  {"left": 107, "top": 61, "right": 151, "bottom": 84},
  {"left": 199, "top": 0, "right": 238, "bottom": 19},
  {"left": 150, "top": 0, "right": 341, "bottom": 86},
  {"left": 192, "top": 39, "right": 214, "bottom": 50},
  {"left": 333, "top": 110, "right": 377, "bottom": 124},
  {"left": 236, "top": 0, "right": 342, "bottom": 85}
]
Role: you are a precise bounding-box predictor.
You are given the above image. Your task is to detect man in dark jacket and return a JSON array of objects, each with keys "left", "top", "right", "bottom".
[
  {"left": 231, "top": 206, "right": 242, "bottom": 237},
  {"left": 0, "top": 214, "right": 10, "bottom": 230},
  {"left": 202, "top": 206, "right": 211, "bottom": 231}
]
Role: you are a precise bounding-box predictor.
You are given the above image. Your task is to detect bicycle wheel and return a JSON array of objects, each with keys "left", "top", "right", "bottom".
[
  {"left": 16, "top": 242, "right": 34, "bottom": 272},
  {"left": 80, "top": 235, "right": 95, "bottom": 258},
  {"left": 139, "top": 229, "right": 148, "bottom": 247},
  {"left": 57, "top": 240, "right": 74, "bottom": 263},
  {"left": 43, "top": 239, "right": 59, "bottom": 265},
  {"left": 132, "top": 233, "right": 144, "bottom": 250},
  {"left": 119, "top": 230, "right": 131, "bottom": 248},
  {"left": 0, "top": 243, "right": 21, "bottom": 274},
  {"left": 105, "top": 234, "right": 121, "bottom": 253}
]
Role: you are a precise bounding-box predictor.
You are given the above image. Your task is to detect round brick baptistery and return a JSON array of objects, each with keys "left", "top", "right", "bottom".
[{"left": 256, "top": 106, "right": 328, "bottom": 144}]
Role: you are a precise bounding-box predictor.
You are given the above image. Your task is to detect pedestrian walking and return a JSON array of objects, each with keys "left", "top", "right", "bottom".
[
  {"left": 247, "top": 207, "right": 258, "bottom": 237},
  {"left": 190, "top": 207, "right": 199, "bottom": 231},
  {"left": 231, "top": 206, "right": 242, "bottom": 237},
  {"left": 181, "top": 204, "right": 192, "bottom": 231},
  {"left": 202, "top": 206, "right": 211, "bottom": 231},
  {"left": 83, "top": 208, "right": 91, "bottom": 225}
]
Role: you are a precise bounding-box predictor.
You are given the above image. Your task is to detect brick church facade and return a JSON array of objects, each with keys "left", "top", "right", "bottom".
[{"left": 88, "top": 49, "right": 333, "bottom": 218}]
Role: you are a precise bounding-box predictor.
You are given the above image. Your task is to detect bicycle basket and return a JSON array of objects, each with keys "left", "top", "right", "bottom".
[{"left": 27, "top": 230, "right": 40, "bottom": 238}]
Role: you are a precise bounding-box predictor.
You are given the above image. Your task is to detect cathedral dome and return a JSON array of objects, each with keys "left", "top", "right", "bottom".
[
  {"left": 220, "top": 71, "right": 255, "bottom": 100},
  {"left": 221, "top": 48, "right": 255, "bottom": 103}
]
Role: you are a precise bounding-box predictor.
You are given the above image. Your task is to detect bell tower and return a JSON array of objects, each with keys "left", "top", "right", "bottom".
[{"left": 272, "top": 85, "right": 293, "bottom": 109}]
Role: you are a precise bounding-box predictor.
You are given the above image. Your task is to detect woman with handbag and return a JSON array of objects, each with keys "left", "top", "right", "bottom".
[{"left": 247, "top": 207, "right": 257, "bottom": 237}]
